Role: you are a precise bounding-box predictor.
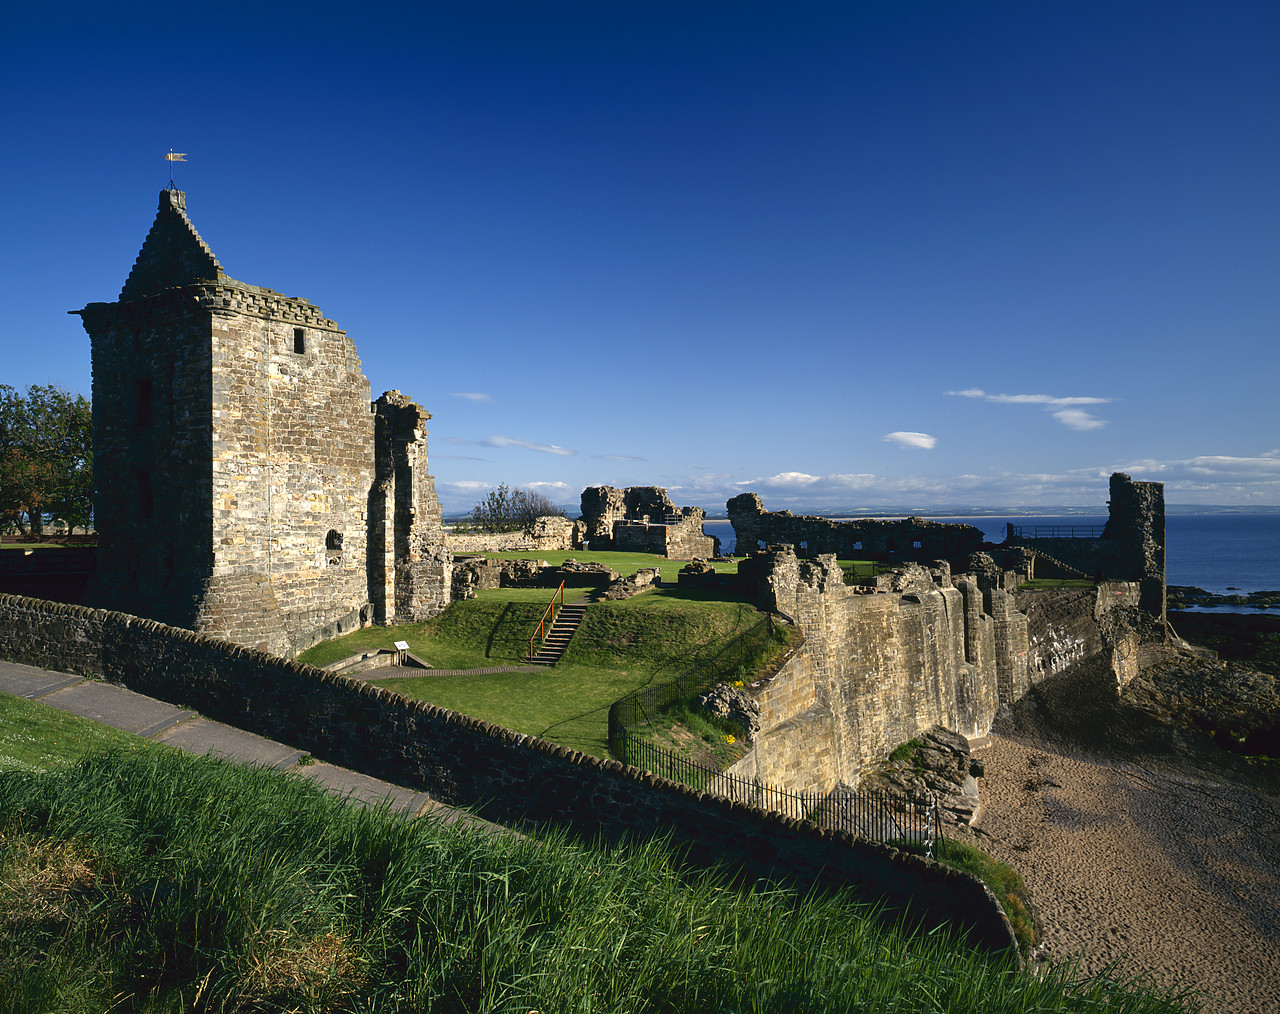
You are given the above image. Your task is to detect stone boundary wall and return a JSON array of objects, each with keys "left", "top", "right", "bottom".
[
  {"left": 445, "top": 516, "right": 582, "bottom": 555},
  {"left": 0, "top": 592, "right": 1014, "bottom": 954}
]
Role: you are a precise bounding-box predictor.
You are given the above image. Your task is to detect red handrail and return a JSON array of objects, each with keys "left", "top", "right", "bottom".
[{"left": 528, "top": 581, "right": 566, "bottom": 659}]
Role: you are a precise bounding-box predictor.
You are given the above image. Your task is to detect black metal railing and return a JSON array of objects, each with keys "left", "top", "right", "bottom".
[
  {"left": 1009, "top": 525, "right": 1105, "bottom": 540},
  {"left": 610, "top": 720, "right": 944, "bottom": 847}
]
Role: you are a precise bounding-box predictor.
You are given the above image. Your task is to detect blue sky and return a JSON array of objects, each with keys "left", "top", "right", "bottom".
[{"left": 4, "top": 1, "right": 1277, "bottom": 514}]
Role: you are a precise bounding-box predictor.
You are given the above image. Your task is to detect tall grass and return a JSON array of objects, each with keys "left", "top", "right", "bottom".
[{"left": 0, "top": 749, "right": 1205, "bottom": 1013}]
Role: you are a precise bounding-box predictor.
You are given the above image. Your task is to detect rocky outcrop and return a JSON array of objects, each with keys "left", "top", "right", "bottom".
[
  {"left": 696, "top": 682, "right": 762, "bottom": 743},
  {"left": 859, "top": 726, "right": 985, "bottom": 826}
]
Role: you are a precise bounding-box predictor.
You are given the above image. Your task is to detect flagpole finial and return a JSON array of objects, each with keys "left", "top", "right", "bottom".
[{"left": 164, "top": 149, "right": 188, "bottom": 189}]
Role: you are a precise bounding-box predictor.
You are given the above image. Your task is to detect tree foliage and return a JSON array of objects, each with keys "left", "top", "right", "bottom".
[
  {"left": 466, "top": 483, "right": 565, "bottom": 534},
  {"left": 0, "top": 385, "right": 93, "bottom": 537}
]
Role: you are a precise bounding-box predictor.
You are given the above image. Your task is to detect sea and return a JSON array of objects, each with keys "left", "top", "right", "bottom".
[{"left": 701, "top": 514, "right": 1280, "bottom": 611}]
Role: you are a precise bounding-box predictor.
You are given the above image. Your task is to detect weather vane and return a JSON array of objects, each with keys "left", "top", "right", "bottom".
[{"left": 164, "top": 149, "right": 188, "bottom": 189}]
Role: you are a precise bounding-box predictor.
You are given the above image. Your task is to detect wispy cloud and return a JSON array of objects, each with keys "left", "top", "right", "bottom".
[
  {"left": 444, "top": 434, "right": 576, "bottom": 456},
  {"left": 1051, "top": 409, "right": 1107, "bottom": 431},
  {"left": 483, "top": 435, "right": 576, "bottom": 456},
  {"left": 751, "top": 471, "right": 823, "bottom": 488},
  {"left": 947, "top": 388, "right": 1112, "bottom": 430},
  {"left": 595, "top": 453, "right": 646, "bottom": 462},
  {"left": 883, "top": 431, "right": 937, "bottom": 450},
  {"left": 450, "top": 392, "right": 493, "bottom": 403}
]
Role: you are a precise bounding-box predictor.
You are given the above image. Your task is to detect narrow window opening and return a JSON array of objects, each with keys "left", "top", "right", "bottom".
[
  {"left": 167, "top": 362, "right": 177, "bottom": 426},
  {"left": 137, "top": 471, "right": 153, "bottom": 520},
  {"left": 293, "top": 328, "right": 306, "bottom": 354},
  {"left": 326, "top": 529, "right": 344, "bottom": 565},
  {"left": 913, "top": 540, "right": 923, "bottom": 550},
  {"left": 853, "top": 540, "right": 862, "bottom": 551},
  {"left": 135, "top": 379, "right": 153, "bottom": 430}
]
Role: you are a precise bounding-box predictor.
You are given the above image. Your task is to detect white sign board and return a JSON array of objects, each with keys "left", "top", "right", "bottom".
[{"left": 393, "top": 641, "right": 410, "bottom": 651}]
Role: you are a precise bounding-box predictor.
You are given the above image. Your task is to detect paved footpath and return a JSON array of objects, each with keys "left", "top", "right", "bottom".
[{"left": 0, "top": 659, "right": 505, "bottom": 834}]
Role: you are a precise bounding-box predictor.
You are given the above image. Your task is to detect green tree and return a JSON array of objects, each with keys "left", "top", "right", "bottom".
[
  {"left": 467, "top": 483, "right": 565, "bottom": 534},
  {"left": 0, "top": 385, "right": 93, "bottom": 538}
]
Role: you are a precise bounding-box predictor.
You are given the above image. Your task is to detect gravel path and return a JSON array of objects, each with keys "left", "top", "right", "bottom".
[{"left": 958, "top": 736, "right": 1280, "bottom": 1014}]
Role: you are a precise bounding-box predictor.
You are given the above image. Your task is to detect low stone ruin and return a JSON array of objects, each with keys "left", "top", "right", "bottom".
[{"left": 580, "top": 485, "right": 715, "bottom": 559}]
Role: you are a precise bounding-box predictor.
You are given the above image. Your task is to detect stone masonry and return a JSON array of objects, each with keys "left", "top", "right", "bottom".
[
  {"left": 579, "top": 485, "right": 715, "bottom": 559},
  {"left": 726, "top": 494, "right": 985, "bottom": 564},
  {"left": 73, "top": 188, "right": 448, "bottom": 656}
]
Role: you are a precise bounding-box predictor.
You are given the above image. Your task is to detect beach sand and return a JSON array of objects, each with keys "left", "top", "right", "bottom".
[{"left": 956, "top": 736, "right": 1280, "bottom": 1014}]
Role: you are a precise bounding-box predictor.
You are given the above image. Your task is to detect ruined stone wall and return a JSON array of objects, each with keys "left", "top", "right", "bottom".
[
  {"left": 372, "top": 391, "right": 450, "bottom": 625},
  {"left": 1102, "top": 472, "right": 1166, "bottom": 619},
  {"left": 1014, "top": 587, "right": 1102, "bottom": 682},
  {"left": 726, "top": 493, "right": 984, "bottom": 563},
  {"left": 445, "top": 516, "right": 582, "bottom": 555},
  {"left": 579, "top": 486, "right": 626, "bottom": 543},
  {"left": 1009, "top": 472, "right": 1166, "bottom": 621},
  {"left": 581, "top": 486, "right": 714, "bottom": 559},
  {"left": 734, "top": 549, "right": 1018, "bottom": 789},
  {"left": 0, "top": 592, "right": 1015, "bottom": 954}
]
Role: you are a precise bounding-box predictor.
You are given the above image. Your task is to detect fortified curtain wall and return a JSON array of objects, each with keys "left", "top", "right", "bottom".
[
  {"left": 726, "top": 494, "right": 985, "bottom": 562},
  {"left": 728, "top": 550, "right": 1031, "bottom": 794},
  {"left": 0, "top": 592, "right": 1016, "bottom": 954}
]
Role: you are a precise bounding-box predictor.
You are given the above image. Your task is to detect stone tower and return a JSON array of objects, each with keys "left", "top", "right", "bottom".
[{"left": 73, "top": 188, "right": 449, "bottom": 656}]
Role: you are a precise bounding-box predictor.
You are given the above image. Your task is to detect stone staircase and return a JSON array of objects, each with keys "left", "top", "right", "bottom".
[
  {"left": 528, "top": 602, "right": 588, "bottom": 666},
  {"left": 1025, "top": 546, "right": 1093, "bottom": 581}
]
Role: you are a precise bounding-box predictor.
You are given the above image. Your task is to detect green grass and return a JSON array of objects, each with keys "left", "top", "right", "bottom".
[
  {"left": 299, "top": 590, "right": 770, "bottom": 759},
  {"left": 904, "top": 836, "right": 1039, "bottom": 954},
  {"left": 635, "top": 699, "right": 748, "bottom": 768},
  {"left": 836, "top": 559, "right": 885, "bottom": 582},
  {"left": 0, "top": 747, "right": 1208, "bottom": 1013},
  {"left": 0, "top": 692, "right": 166, "bottom": 773},
  {"left": 478, "top": 549, "right": 739, "bottom": 582}
]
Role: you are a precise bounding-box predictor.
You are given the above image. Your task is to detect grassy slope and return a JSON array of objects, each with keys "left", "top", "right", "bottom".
[
  {"left": 299, "top": 582, "right": 768, "bottom": 759},
  {"left": 0, "top": 691, "right": 165, "bottom": 773},
  {"left": 0, "top": 747, "right": 1204, "bottom": 1014}
]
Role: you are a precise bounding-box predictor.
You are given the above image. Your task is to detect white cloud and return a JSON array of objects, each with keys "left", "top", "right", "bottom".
[
  {"left": 450, "top": 392, "right": 493, "bottom": 403},
  {"left": 482, "top": 435, "right": 576, "bottom": 456},
  {"left": 754, "top": 471, "right": 823, "bottom": 488},
  {"left": 947, "top": 389, "right": 1112, "bottom": 430},
  {"left": 1051, "top": 408, "right": 1107, "bottom": 431},
  {"left": 883, "top": 431, "right": 938, "bottom": 449},
  {"left": 595, "top": 453, "right": 646, "bottom": 462}
]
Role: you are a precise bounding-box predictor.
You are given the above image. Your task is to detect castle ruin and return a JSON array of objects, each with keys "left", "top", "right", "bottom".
[{"left": 72, "top": 189, "right": 450, "bottom": 657}]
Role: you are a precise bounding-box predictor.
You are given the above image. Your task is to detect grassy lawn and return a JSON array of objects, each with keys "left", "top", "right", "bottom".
[
  {"left": 0, "top": 692, "right": 165, "bottom": 773},
  {"left": 475, "top": 548, "right": 738, "bottom": 582},
  {"left": 366, "top": 662, "right": 651, "bottom": 757},
  {"left": 298, "top": 561, "right": 771, "bottom": 759}
]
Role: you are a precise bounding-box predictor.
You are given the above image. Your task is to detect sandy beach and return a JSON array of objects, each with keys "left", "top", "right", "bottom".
[{"left": 957, "top": 736, "right": 1280, "bottom": 1014}]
